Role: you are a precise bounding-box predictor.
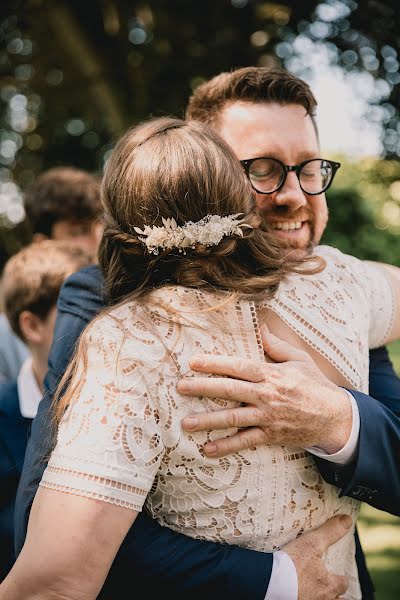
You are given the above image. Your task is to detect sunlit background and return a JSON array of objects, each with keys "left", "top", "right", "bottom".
[{"left": 0, "top": 1, "right": 399, "bottom": 597}]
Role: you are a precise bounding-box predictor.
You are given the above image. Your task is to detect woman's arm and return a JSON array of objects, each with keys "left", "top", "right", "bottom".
[{"left": 0, "top": 487, "right": 137, "bottom": 600}]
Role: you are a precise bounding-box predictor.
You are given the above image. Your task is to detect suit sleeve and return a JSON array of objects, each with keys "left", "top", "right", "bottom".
[
  {"left": 101, "top": 510, "right": 271, "bottom": 599},
  {"left": 314, "top": 347, "right": 400, "bottom": 515},
  {"left": 14, "top": 266, "right": 273, "bottom": 599}
]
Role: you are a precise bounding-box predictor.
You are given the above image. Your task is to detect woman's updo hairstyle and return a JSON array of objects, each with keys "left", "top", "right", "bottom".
[{"left": 99, "top": 117, "right": 319, "bottom": 303}]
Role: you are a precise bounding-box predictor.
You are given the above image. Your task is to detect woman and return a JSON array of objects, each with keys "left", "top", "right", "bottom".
[{"left": 1, "top": 117, "right": 399, "bottom": 600}]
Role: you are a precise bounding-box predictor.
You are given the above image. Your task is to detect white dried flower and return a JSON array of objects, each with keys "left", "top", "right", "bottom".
[{"left": 134, "top": 214, "right": 252, "bottom": 255}]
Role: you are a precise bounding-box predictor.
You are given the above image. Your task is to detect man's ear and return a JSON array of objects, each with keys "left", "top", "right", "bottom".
[
  {"left": 19, "top": 310, "right": 45, "bottom": 345},
  {"left": 32, "top": 232, "right": 48, "bottom": 243}
]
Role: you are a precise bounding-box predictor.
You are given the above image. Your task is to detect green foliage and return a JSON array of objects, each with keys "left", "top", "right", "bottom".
[
  {"left": 388, "top": 340, "right": 400, "bottom": 374},
  {"left": 322, "top": 157, "right": 400, "bottom": 265}
]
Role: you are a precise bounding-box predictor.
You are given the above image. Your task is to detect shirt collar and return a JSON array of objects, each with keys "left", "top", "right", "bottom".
[{"left": 17, "top": 356, "right": 42, "bottom": 419}]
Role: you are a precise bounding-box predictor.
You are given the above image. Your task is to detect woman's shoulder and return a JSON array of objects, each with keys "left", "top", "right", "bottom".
[
  {"left": 271, "top": 245, "right": 370, "bottom": 311},
  {"left": 315, "top": 244, "right": 361, "bottom": 266},
  {"left": 82, "top": 300, "right": 142, "bottom": 343},
  {"left": 81, "top": 301, "right": 166, "bottom": 368},
  {"left": 314, "top": 245, "right": 367, "bottom": 281}
]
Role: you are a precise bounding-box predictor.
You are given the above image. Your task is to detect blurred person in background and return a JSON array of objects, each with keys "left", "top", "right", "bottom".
[
  {"left": 0, "top": 312, "right": 29, "bottom": 386},
  {"left": 23, "top": 166, "right": 103, "bottom": 260},
  {"left": 0, "top": 240, "right": 92, "bottom": 582},
  {"left": 0, "top": 166, "right": 103, "bottom": 385}
]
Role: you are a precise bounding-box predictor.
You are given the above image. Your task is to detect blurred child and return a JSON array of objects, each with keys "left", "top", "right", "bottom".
[
  {"left": 0, "top": 240, "right": 92, "bottom": 581},
  {"left": 0, "top": 166, "right": 103, "bottom": 384}
]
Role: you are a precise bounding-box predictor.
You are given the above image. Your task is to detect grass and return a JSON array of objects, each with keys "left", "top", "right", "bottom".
[
  {"left": 357, "top": 340, "right": 400, "bottom": 600},
  {"left": 388, "top": 340, "right": 400, "bottom": 374},
  {"left": 358, "top": 505, "right": 400, "bottom": 599}
]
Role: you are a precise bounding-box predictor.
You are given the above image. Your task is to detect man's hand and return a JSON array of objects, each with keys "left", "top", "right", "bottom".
[
  {"left": 179, "top": 327, "right": 352, "bottom": 457},
  {"left": 282, "top": 514, "right": 351, "bottom": 600}
]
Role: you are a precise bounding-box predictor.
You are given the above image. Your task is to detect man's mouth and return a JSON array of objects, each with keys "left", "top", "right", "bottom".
[{"left": 269, "top": 220, "right": 304, "bottom": 231}]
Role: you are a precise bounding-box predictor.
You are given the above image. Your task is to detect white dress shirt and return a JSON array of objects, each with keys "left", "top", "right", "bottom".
[{"left": 17, "top": 357, "right": 42, "bottom": 419}]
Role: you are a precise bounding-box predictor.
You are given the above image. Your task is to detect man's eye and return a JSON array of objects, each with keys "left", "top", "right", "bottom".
[
  {"left": 251, "top": 162, "right": 280, "bottom": 179},
  {"left": 252, "top": 169, "right": 273, "bottom": 179}
]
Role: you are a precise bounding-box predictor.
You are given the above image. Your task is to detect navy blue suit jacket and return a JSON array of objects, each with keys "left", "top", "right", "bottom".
[
  {"left": 14, "top": 265, "right": 400, "bottom": 598},
  {"left": 0, "top": 381, "right": 30, "bottom": 581}
]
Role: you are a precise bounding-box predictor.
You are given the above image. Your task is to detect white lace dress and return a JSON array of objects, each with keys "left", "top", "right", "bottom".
[{"left": 41, "top": 246, "right": 395, "bottom": 599}]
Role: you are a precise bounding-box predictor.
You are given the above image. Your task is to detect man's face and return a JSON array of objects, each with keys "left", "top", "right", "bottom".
[
  {"left": 216, "top": 101, "right": 329, "bottom": 254},
  {"left": 50, "top": 219, "right": 103, "bottom": 259}
]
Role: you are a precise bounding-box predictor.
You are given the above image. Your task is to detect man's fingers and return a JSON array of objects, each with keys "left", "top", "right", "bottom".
[
  {"left": 187, "top": 354, "right": 265, "bottom": 383},
  {"left": 182, "top": 406, "right": 263, "bottom": 432},
  {"left": 178, "top": 376, "right": 272, "bottom": 405},
  {"left": 202, "top": 427, "right": 267, "bottom": 457},
  {"left": 261, "top": 326, "right": 312, "bottom": 364},
  {"left": 307, "top": 515, "right": 353, "bottom": 553}
]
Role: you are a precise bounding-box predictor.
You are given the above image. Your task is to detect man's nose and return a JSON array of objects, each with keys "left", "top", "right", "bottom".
[{"left": 271, "top": 171, "right": 307, "bottom": 211}]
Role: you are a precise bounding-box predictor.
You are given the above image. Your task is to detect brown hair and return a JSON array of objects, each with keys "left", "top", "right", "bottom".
[
  {"left": 53, "top": 116, "right": 322, "bottom": 424},
  {"left": 186, "top": 66, "right": 318, "bottom": 132},
  {"left": 1, "top": 240, "right": 93, "bottom": 341},
  {"left": 24, "top": 166, "right": 102, "bottom": 238}
]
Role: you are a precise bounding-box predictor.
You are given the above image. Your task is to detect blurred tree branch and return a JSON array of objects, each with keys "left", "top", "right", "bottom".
[{"left": 45, "top": 2, "right": 125, "bottom": 135}]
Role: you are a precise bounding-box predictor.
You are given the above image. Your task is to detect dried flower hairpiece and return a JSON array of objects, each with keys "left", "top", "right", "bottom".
[{"left": 134, "top": 213, "right": 252, "bottom": 255}]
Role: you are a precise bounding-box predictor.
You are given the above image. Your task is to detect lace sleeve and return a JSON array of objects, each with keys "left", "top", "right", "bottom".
[
  {"left": 320, "top": 246, "right": 395, "bottom": 349},
  {"left": 361, "top": 260, "right": 396, "bottom": 348},
  {"left": 40, "top": 311, "right": 165, "bottom": 511}
]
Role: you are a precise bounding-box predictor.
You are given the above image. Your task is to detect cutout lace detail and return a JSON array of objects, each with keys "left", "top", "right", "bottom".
[{"left": 258, "top": 246, "right": 395, "bottom": 391}]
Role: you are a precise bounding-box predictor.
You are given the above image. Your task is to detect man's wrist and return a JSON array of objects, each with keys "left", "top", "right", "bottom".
[
  {"left": 307, "top": 391, "right": 360, "bottom": 465},
  {"left": 264, "top": 551, "right": 298, "bottom": 600}
]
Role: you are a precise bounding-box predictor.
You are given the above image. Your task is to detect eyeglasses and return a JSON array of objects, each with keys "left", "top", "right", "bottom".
[{"left": 240, "top": 157, "right": 341, "bottom": 196}]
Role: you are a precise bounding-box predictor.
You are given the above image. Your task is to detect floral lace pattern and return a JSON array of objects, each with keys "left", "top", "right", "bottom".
[{"left": 41, "top": 248, "right": 395, "bottom": 600}]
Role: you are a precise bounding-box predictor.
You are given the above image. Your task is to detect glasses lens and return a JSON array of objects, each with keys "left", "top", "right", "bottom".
[
  {"left": 299, "top": 159, "right": 333, "bottom": 194},
  {"left": 248, "top": 158, "right": 284, "bottom": 193}
]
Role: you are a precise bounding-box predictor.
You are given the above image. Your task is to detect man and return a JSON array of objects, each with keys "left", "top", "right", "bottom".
[
  {"left": 182, "top": 68, "right": 400, "bottom": 509},
  {"left": 15, "top": 68, "right": 400, "bottom": 599}
]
